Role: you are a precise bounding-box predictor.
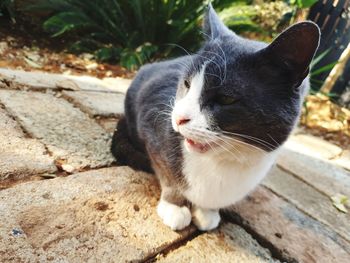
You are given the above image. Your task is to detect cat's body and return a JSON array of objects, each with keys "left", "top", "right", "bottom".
[{"left": 111, "top": 5, "right": 320, "bottom": 231}]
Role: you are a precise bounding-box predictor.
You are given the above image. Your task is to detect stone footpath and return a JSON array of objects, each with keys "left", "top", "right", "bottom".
[{"left": 0, "top": 69, "right": 349, "bottom": 263}]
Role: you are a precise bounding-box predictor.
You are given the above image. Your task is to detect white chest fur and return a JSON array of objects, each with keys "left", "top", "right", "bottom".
[{"left": 182, "top": 146, "right": 279, "bottom": 209}]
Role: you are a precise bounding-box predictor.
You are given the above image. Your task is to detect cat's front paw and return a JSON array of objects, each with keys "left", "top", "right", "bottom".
[
  {"left": 192, "top": 207, "right": 221, "bottom": 231},
  {"left": 157, "top": 200, "right": 191, "bottom": 230}
]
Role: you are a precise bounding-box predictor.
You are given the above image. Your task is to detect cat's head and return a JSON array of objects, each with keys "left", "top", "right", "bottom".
[{"left": 171, "top": 4, "right": 320, "bottom": 157}]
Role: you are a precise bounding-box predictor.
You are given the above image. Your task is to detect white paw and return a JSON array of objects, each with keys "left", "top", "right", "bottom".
[
  {"left": 157, "top": 200, "right": 192, "bottom": 230},
  {"left": 192, "top": 207, "right": 221, "bottom": 231}
]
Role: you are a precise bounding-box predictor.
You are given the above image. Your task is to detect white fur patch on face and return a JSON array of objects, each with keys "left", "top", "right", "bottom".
[
  {"left": 172, "top": 65, "right": 208, "bottom": 133},
  {"left": 157, "top": 199, "right": 191, "bottom": 230}
]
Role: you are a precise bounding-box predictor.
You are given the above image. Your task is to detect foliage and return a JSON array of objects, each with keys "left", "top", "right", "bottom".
[
  {"left": 0, "top": 0, "right": 16, "bottom": 23},
  {"left": 219, "top": 2, "right": 261, "bottom": 35},
  {"left": 310, "top": 49, "right": 338, "bottom": 96},
  {"left": 25, "top": 0, "right": 234, "bottom": 70},
  {"left": 218, "top": 0, "right": 312, "bottom": 40},
  {"left": 288, "top": 0, "right": 318, "bottom": 8}
]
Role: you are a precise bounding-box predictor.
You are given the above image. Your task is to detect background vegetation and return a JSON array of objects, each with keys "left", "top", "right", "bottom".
[{"left": 0, "top": 0, "right": 317, "bottom": 70}]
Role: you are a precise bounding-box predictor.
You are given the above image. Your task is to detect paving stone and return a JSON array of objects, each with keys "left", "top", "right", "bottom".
[
  {"left": 0, "top": 108, "right": 56, "bottom": 181},
  {"left": 333, "top": 150, "right": 350, "bottom": 171},
  {"left": 284, "top": 134, "right": 342, "bottom": 160},
  {"left": 158, "top": 222, "right": 279, "bottom": 263},
  {"left": 277, "top": 148, "right": 350, "bottom": 197},
  {"left": 97, "top": 118, "right": 118, "bottom": 133},
  {"left": 262, "top": 166, "right": 350, "bottom": 242},
  {"left": 62, "top": 90, "right": 125, "bottom": 117},
  {"left": 0, "top": 68, "right": 131, "bottom": 92},
  {"left": 0, "top": 90, "right": 113, "bottom": 172},
  {"left": 0, "top": 167, "right": 195, "bottom": 263},
  {"left": 102, "top": 77, "right": 132, "bottom": 93},
  {"left": 227, "top": 187, "right": 350, "bottom": 263}
]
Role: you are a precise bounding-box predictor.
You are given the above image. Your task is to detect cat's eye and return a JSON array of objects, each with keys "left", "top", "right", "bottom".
[
  {"left": 184, "top": 79, "right": 190, "bottom": 89},
  {"left": 215, "top": 95, "right": 237, "bottom": 105}
]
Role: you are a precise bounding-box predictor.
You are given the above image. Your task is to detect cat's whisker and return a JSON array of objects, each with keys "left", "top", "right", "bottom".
[
  {"left": 219, "top": 130, "right": 276, "bottom": 151},
  {"left": 174, "top": 60, "right": 192, "bottom": 73},
  {"left": 204, "top": 72, "right": 222, "bottom": 82},
  {"left": 185, "top": 128, "right": 247, "bottom": 162},
  {"left": 199, "top": 30, "right": 227, "bottom": 84},
  {"left": 195, "top": 54, "right": 224, "bottom": 83},
  {"left": 153, "top": 110, "right": 173, "bottom": 127},
  {"left": 189, "top": 127, "right": 267, "bottom": 158},
  {"left": 215, "top": 42, "right": 227, "bottom": 83},
  {"left": 220, "top": 135, "right": 270, "bottom": 154},
  {"left": 166, "top": 43, "right": 196, "bottom": 70}
]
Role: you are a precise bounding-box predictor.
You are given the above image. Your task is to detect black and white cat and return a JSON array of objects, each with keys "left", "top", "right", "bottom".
[{"left": 111, "top": 4, "right": 320, "bottom": 231}]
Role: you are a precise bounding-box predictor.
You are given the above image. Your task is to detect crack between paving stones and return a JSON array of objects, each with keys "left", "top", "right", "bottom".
[
  {"left": 261, "top": 185, "right": 350, "bottom": 246},
  {"left": 328, "top": 149, "right": 344, "bottom": 161},
  {"left": 276, "top": 164, "right": 338, "bottom": 201},
  {"left": 221, "top": 208, "right": 298, "bottom": 263},
  {"left": 0, "top": 84, "right": 123, "bottom": 94},
  {"left": 139, "top": 230, "right": 202, "bottom": 263}
]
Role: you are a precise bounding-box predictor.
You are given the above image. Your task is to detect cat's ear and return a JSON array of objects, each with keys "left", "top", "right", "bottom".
[
  {"left": 262, "top": 22, "right": 320, "bottom": 83},
  {"left": 203, "top": 3, "right": 232, "bottom": 39}
]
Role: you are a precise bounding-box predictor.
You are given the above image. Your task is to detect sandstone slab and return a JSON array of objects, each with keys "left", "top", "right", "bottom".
[
  {"left": 333, "top": 150, "right": 350, "bottom": 171},
  {"left": 0, "top": 90, "right": 113, "bottom": 172},
  {"left": 158, "top": 223, "right": 279, "bottom": 263},
  {"left": 227, "top": 187, "right": 350, "bottom": 263},
  {"left": 262, "top": 166, "right": 350, "bottom": 242},
  {"left": 284, "top": 134, "right": 342, "bottom": 160},
  {"left": 0, "top": 68, "right": 131, "bottom": 93},
  {"left": 277, "top": 148, "right": 350, "bottom": 197},
  {"left": 102, "top": 77, "right": 132, "bottom": 93},
  {"left": 0, "top": 167, "right": 195, "bottom": 263},
  {"left": 0, "top": 108, "right": 56, "bottom": 181},
  {"left": 97, "top": 118, "right": 118, "bottom": 133},
  {"left": 62, "top": 90, "right": 125, "bottom": 117}
]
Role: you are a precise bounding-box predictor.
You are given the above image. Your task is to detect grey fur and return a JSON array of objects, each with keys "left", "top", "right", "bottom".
[{"left": 111, "top": 5, "right": 320, "bottom": 206}]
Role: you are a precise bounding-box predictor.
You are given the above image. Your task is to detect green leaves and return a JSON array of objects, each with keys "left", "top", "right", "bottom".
[
  {"left": 331, "top": 194, "right": 349, "bottom": 213},
  {"left": 0, "top": 0, "right": 16, "bottom": 23},
  {"left": 310, "top": 49, "right": 338, "bottom": 92},
  {"left": 25, "top": 0, "right": 239, "bottom": 69},
  {"left": 289, "top": 0, "right": 318, "bottom": 8},
  {"left": 120, "top": 43, "right": 158, "bottom": 70},
  {"left": 43, "top": 11, "right": 95, "bottom": 37}
]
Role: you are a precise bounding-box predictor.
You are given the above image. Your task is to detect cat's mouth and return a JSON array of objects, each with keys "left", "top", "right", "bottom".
[{"left": 184, "top": 138, "right": 213, "bottom": 153}]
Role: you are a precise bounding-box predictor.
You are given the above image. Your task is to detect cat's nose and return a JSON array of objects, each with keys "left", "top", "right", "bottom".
[{"left": 176, "top": 116, "right": 190, "bottom": 126}]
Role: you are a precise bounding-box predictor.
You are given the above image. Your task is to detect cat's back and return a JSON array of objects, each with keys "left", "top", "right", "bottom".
[{"left": 129, "top": 55, "right": 191, "bottom": 95}]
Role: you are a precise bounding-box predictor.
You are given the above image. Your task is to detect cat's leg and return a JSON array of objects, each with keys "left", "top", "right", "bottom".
[
  {"left": 157, "top": 186, "right": 191, "bottom": 230},
  {"left": 148, "top": 152, "right": 191, "bottom": 230},
  {"left": 192, "top": 206, "right": 221, "bottom": 231}
]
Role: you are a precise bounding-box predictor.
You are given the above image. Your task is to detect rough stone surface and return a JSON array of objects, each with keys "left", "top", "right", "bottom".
[
  {"left": 102, "top": 77, "right": 132, "bottom": 93},
  {"left": 97, "top": 118, "right": 118, "bottom": 133},
  {"left": 227, "top": 187, "right": 350, "bottom": 263},
  {"left": 0, "top": 68, "right": 132, "bottom": 92},
  {"left": 333, "top": 150, "right": 350, "bottom": 171},
  {"left": 277, "top": 148, "right": 350, "bottom": 197},
  {"left": 0, "top": 90, "right": 113, "bottom": 172},
  {"left": 0, "top": 167, "right": 195, "bottom": 263},
  {"left": 284, "top": 134, "right": 342, "bottom": 160},
  {"left": 263, "top": 166, "right": 350, "bottom": 242},
  {"left": 62, "top": 90, "right": 125, "bottom": 117},
  {"left": 158, "top": 223, "right": 279, "bottom": 263},
  {"left": 0, "top": 108, "right": 56, "bottom": 180}
]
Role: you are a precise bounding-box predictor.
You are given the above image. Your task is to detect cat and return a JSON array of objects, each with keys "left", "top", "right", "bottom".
[{"left": 111, "top": 4, "right": 320, "bottom": 231}]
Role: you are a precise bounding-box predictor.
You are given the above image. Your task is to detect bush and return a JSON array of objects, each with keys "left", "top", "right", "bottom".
[
  {"left": 0, "top": 0, "right": 16, "bottom": 23},
  {"left": 25, "top": 0, "right": 234, "bottom": 69}
]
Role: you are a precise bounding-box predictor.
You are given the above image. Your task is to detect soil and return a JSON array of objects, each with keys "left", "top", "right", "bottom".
[
  {"left": 0, "top": 18, "right": 134, "bottom": 79},
  {"left": 301, "top": 94, "right": 350, "bottom": 150}
]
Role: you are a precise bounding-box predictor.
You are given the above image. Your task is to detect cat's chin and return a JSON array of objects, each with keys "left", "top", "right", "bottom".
[{"left": 184, "top": 138, "right": 213, "bottom": 153}]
